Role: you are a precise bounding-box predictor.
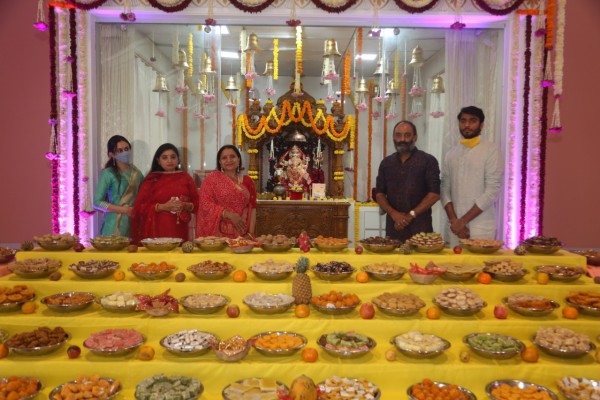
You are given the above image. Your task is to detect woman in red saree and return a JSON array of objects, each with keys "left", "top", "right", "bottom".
[
  {"left": 131, "top": 143, "right": 199, "bottom": 244},
  {"left": 197, "top": 145, "right": 256, "bottom": 238}
]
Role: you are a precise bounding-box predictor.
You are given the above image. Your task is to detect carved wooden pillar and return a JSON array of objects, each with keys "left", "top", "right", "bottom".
[{"left": 332, "top": 142, "right": 345, "bottom": 197}]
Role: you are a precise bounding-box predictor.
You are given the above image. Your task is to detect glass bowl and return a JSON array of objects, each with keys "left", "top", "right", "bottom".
[
  {"left": 159, "top": 329, "right": 216, "bottom": 357},
  {"left": 391, "top": 332, "right": 450, "bottom": 359},
  {"left": 83, "top": 329, "right": 145, "bottom": 357},
  {"left": 0, "top": 377, "right": 42, "bottom": 399},
  {"left": 140, "top": 238, "right": 182, "bottom": 251},
  {"left": 317, "top": 333, "right": 376, "bottom": 359},
  {"left": 180, "top": 293, "right": 229, "bottom": 314},
  {"left": 249, "top": 265, "right": 294, "bottom": 281},
  {"left": 260, "top": 242, "right": 294, "bottom": 252},
  {"left": 535, "top": 265, "right": 585, "bottom": 282},
  {"left": 50, "top": 378, "right": 121, "bottom": 400},
  {"left": 502, "top": 296, "right": 559, "bottom": 317},
  {"left": 187, "top": 262, "right": 234, "bottom": 280},
  {"left": 407, "top": 381, "right": 476, "bottom": 400},
  {"left": 311, "top": 301, "right": 359, "bottom": 316},
  {"left": 41, "top": 291, "right": 96, "bottom": 313},
  {"left": 35, "top": 240, "right": 75, "bottom": 251},
  {"left": 361, "top": 265, "right": 406, "bottom": 281},
  {"left": 463, "top": 332, "right": 525, "bottom": 360},
  {"left": 533, "top": 333, "right": 596, "bottom": 359},
  {"left": 250, "top": 331, "right": 307, "bottom": 356},
  {"left": 89, "top": 237, "right": 129, "bottom": 251},
  {"left": 129, "top": 265, "right": 177, "bottom": 280},
  {"left": 68, "top": 260, "right": 120, "bottom": 279},
  {"left": 433, "top": 298, "right": 487, "bottom": 316},
  {"left": 486, "top": 380, "right": 558, "bottom": 400},
  {"left": 5, "top": 332, "right": 70, "bottom": 356},
  {"left": 243, "top": 293, "right": 295, "bottom": 315}
]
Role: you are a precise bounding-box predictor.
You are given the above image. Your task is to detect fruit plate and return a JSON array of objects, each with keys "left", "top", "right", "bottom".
[
  {"left": 501, "top": 296, "right": 559, "bottom": 317},
  {"left": 35, "top": 240, "right": 76, "bottom": 251},
  {"left": 159, "top": 330, "right": 216, "bottom": 357},
  {"left": 557, "top": 377, "right": 600, "bottom": 400},
  {"left": 433, "top": 298, "right": 487, "bottom": 316},
  {"left": 50, "top": 378, "right": 121, "bottom": 400},
  {"left": 311, "top": 302, "right": 359, "bottom": 316},
  {"left": 535, "top": 265, "right": 585, "bottom": 282},
  {"left": 0, "top": 377, "right": 42, "bottom": 399},
  {"left": 532, "top": 334, "right": 596, "bottom": 359},
  {"left": 407, "top": 381, "right": 476, "bottom": 400},
  {"left": 391, "top": 333, "right": 450, "bottom": 359},
  {"left": 5, "top": 333, "right": 71, "bottom": 356},
  {"left": 564, "top": 299, "right": 600, "bottom": 317},
  {"left": 361, "top": 265, "right": 406, "bottom": 281},
  {"left": 250, "top": 331, "right": 307, "bottom": 357},
  {"left": 485, "top": 380, "right": 558, "bottom": 400},
  {"left": 222, "top": 378, "right": 289, "bottom": 400},
  {"left": 463, "top": 332, "right": 525, "bottom": 360},
  {"left": 41, "top": 292, "right": 96, "bottom": 313},
  {"left": 180, "top": 294, "right": 229, "bottom": 314},
  {"left": 317, "top": 333, "right": 376, "bottom": 359},
  {"left": 140, "top": 238, "right": 182, "bottom": 251}
]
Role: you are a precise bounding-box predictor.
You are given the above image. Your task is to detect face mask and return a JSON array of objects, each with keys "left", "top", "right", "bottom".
[{"left": 114, "top": 150, "right": 131, "bottom": 164}]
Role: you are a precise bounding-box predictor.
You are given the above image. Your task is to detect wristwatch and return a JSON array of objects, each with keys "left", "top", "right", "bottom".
[{"left": 409, "top": 210, "right": 417, "bottom": 218}]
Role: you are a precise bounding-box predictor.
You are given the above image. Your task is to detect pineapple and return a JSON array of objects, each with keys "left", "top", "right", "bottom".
[
  {"left": 20, "top": 241, "right": 34, "bottom": 251},
  {"left": 292, "top": 257, "right": 312, "bottom": 305},
  {"left": 399, "top": 241, "right": 413, "bottom": 255},
  {"left": 514, "top": 245, "right": 527, "bottom": 256}
]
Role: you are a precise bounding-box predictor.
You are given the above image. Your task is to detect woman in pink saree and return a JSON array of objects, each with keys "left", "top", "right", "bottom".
[
  {"left": 197, "top": 145, "right": 256, "bottom": 238},
  {"left": 131, "top": 143, "right": 199, "bottom": 244}
]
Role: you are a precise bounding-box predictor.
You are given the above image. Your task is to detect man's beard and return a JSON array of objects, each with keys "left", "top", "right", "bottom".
[
  {"left": 395, "top": 141, "right": 415, "bottom": 154},
  {"left": 460, "top": 126, "right": 481, "bottom": 139}
]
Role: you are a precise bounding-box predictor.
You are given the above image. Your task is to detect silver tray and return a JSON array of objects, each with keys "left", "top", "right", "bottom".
[
  {"left": 486, "top": 380, "right": 558, "bottom": 400},
  {"left": 391, "top": 333, "right": 450, "bottom": 359},
  {"left": 317, "top": 333, "right": 376, "bottom": 359},
  {"left": 250, "top": 331, "right": 307, "bottom": 356},
  {"left": 463, "top": 332, "right": 524, "bottom": 360},
  {"left": 407, "top": 381, "right": 476, "bottom": 400},
  {"left": 533, "top": 334, "right": 596, "bottom": 359},
  {"left": 50, "top": 378, "right": 121, "bottom": 400},
  {"left": 180, "top": 294, "right": 229, "bottom": 314},
  {"left": 502, "top": 296, "right": 559, "bottom": 317},
  {"left": 433, "top": 298, "right": 487, "bottom": 316},
  {"left": 41, "top": 292, "right": 96, "bottom": 312}
]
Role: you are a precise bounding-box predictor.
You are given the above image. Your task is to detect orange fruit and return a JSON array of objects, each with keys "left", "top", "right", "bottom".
[
  {"left": 537, "top": 272, "right": 550, "bottom": 285},
  {"left": 21, "top": 301, "right": 36, "bottom": 314},
  {"left": 232, "top": 270, "right": 247, "bottom": 282},
  {"left": 0, "top": 343, "right": 8, "bottom": 359},
  {"left": 295, "top": 304, "right": 310, "bottom": 318},
  {"left": 113, "top": 270, "right": 126, "bottom": 281},
  {"left": 426, "top": 307, "right": 441, "bottom": 320},
  {"left": 301, "top": 347, "right": 318, "bottom": 363},
  {"left": 355, "top": 271, "right": 369, "bottom": 283},
  {"left": 520, "top": 346, "right": 539, "bottom": 363},
  {"left": 477, "top": 272, "right": 492, "bottom": 284},
  {"left": 562, "top": 306, "right": 579, "bottom": 319},
  {"left": 137, "top": 345, "right": 155, "bottom": 361}
]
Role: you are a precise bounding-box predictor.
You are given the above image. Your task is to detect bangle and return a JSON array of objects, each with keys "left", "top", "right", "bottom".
[
  {"left": 155, "top": 203, "right": 160, "bottom": 212},
  {"left": 221, "top": 209, "right": 226, "bottom": 219}
]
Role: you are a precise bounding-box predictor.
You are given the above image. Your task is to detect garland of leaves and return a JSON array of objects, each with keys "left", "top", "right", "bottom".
[
  {"left": 65, "top": 0, "right": 106, "bottom": 9},
  {"left": 392, "top": 0, "right": 439, "bottom": 14},
  {"left": 473, "top": 0, "right": 526, "bottom": 15},
  {"left": 69, "top": 9, "right": 80, "bottom": 236},
  {"left": 519, "top": 15, "right": 532, "bottom": 243},
  {"left": 228, "top": 0, "right": 276, "bottom": 13},
  {"left": 147, "top": 0, "right": 193, "bottom": 13},
  {"left": 49, "top": 5, "right": 60, "bottom": 233},
  {"left": 538, "top": 47, "right": 550, "bottom": 234},
  {"left": 310, "top": 0, "right": 358, "bottom": 14}
]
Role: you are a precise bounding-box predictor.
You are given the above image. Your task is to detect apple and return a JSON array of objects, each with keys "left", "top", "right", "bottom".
[
  {"left": 453, "top": 246, "right": 462, "bottom": 254},
  {"left": 494, "top": 305, "right": 508, "bottom": 319},
  {"left": 355, "top": 246, "right": 363, "bottom": 255},
  {"left": 67, "top": 345, "right": 81, "bottom": 359},
  {"left": 359, "top": 303, "right": 375, "bottom": 319},
  {"left": 301, "top": 244, "right": 310, "bottom": 253},
  {"left": 226, "top": 304, "right": 240, "bottom": 318},
  {"left": 73, "top": 243, "right": 85, "bottom": 252}
]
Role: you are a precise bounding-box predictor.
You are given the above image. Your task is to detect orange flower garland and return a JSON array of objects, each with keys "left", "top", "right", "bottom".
[
  {"left": 356, "top": 27, "right": 363, "bottom": 67},
  {"left": 343, "top": 50, "right": 351, "bottom": 95},
  {"left": 545, "top": 0, "right": 555, "bottom": 49}
]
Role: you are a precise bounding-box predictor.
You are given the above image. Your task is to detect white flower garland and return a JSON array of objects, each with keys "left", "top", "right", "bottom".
[
  {"left": 58, "top": 8, "right": 70, "bottom": 233},
  {"left": 550, "top": 0, "right": 565, "bottom": 131}
]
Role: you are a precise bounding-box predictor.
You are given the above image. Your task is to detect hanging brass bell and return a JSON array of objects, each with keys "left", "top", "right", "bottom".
[
  {"left": 431, "top": 75, "right": 445, "bottom": 93},
  {"left": 373, "top": 61, "right": 388, "bottom": 77},
  {"left": 373, "top": 84, "right": 380, "bottom": 97},
  {"left": 409, "top": 45, "right": 424, "bottom": 67},
  {"left": 178, "top": 49, "right": 189, "bottom": 69},
  {"left": 201, "top": 57, "right": 215, "bottom": 75},
  {"left": 385, "top": 79, "right": 398, "bottom": 96},
  {"left": 197, "top": 79, "right": 206, "bottom": 95},
  {"left": 355, "top": 78, "right": 368, "bottom": 93},
  {"left": 244, "top": 33, "right": 262, "bottom": 53},
  {"left": 263, "top": 61, "right": 274, "bottom": 76},
  {"left": 323, "top": 39, "right": 341, "bottom": 57},
  {"left": 152, "top": 73, "right": 169, "bottom": 92},
  {"left": 225, "top": 76, "right": 239, "bottom": 91}
]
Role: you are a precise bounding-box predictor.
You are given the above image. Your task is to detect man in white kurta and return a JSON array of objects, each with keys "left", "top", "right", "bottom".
[{"left": 441, "top": 106, "right": 503, "bottom": 246}]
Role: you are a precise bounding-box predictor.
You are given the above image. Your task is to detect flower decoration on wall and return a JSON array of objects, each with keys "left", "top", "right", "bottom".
[{"left": 34, "top": 0, "right": 49, "bottom": 31}]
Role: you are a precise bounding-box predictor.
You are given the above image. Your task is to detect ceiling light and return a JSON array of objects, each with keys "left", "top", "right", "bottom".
[
  {"left": 356, "top": 54, "right": 377, "bottom": 61},
  {"left": 221, "top": 51, "right": 239, "bottom": 59}
]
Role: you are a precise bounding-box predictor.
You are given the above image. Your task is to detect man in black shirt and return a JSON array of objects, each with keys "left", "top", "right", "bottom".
[{"left": 375, "top": 121, "right": 441, "bottom": 241}]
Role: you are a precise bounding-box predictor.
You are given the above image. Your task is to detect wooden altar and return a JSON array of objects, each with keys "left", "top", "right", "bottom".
[{"left": 255, "top": 200, "right": 350, "bottom": 238}]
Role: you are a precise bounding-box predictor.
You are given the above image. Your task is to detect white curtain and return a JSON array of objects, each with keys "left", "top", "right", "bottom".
[{"left": 133, "top": 56, "right": 167, "bottom": 174}]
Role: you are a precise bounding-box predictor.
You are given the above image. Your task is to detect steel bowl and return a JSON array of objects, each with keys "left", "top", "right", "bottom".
[
  {"left": 440, "top": 269, "right": 480, "bottom": 282},
  {"left": 97, "top": 294, "right": 139, "bottom": 313},
  {"left": 360, "top": 240, "right": 400, "bottom": 254},
  {"left": 249, "top": 265, "right": 294, "bottom": 281},
  {"left": 243, "top": 294, "right": 295, "bottom": 315},
  {"left": 8, "top": 263, "right": 61, "bottom": 279},
  {"left": 180, "top": 294, "right": 229, "bottom": 314},
  {"left": 407, "top": 381, "right": 476, "bottom": 400},
  {"left": 213, "top": 342, "right": 251, "bottom": 362},
  {"left": 69, "top": 260, "right": 120, "bottom": 279},
  {"left": 41, "top": 292, "right": 96, "bottom": 313},
  {"left": 50, "top": 378, "right": 121, "bottom": 400},
  {"left": 483, "top": 268, "right": 528, "bottom": 282},
  {"left": 391, "top": 333, "right": 450, "bottom": 359},
  {"left": 433, "top": 298, "right": 487, "bottom": 316},
  {"left": 129, "top": 265, "right": 177, "bottom": 280},
  {"left": 229, "top": 244, "right": 255, "bottom": 254},
  {"left": 312, "top": 241, "right": 351, "bottom": 253},
  {"left": 0, "top": 248, "right": 17, "bottom": 263},
  {"left": 486, "top": 380, "right": 558, "bottom": 400},
  {"left": 0, "top": 377, "right": 41, "bottom": 399},
  {"left": 362, "top": 265, "right": 406, "bottom": 281},
  {"left": 187, "top": 263, "right": 234, "bottom": 280},
  {"left": 413, "top": 243, "right": 445, "bottom": 253},
  {"left": 463, "top": 332, "right": 525, "bottom": 360},
  {"left": 557, "top": 378, "right": 600, "bottom": 400},
  {"left": 140, "top": 238, "right": 182, "bottom": 251},
  {"left": 462, "top": 243, "right": 503, "bottom": 254},
  {"left": 311, "top": 301, "right": 359, "bottom": 316},
  {"left": 5, "top": 333, "right": 70, "bottom": 356},
  {"left": 83, "top": 332, "right": 145, "bottom": 357},
  {"left": 260, "top": 242, "right": 294, "bottom": 252},
  {"left": 317, "top": 378, "right": 381, "bottom": 400},
  {"left": 35, "top": 240, "right": 75, "bottom": 251},
  {"left": 564, "top": 298, "right": 600, "bottom": 317},
  {"left": 135, "top": 375, "right": 203, "bottom": 400},
  {"left": 159, "top": 330, "right": 216, "bottom": 357},
  {"left": 311, "top": 267, "right": 355, "bottom": 282},
  {"left": 524, "top": 243, "right": 562, "bottom": 254},
  {"left": 572, "top": 250, "right": 600, "bottom": 266},
  {"left": 535, "top": 265, "right": 584, "bottom": 282},
  {"left": 89, "top": 237, "right": 129, "bottom": 251},
  {"left": 502, "top": 296, "right": 559, "bottom": 317},
  {"left": 317, "top": 333, "right": 376, "bottom": 359},
  {"left": 250, "top": 331, "right": 307, "bottom": 356},
  {"left": 194, "top": 238, "right": 227, "bottom": 251},
  {"left": 409, "top": 271, "right": 439, "bottom": 285},
  {"left": 533, "top": 334, "right": 596, "bottom": 359},
  {"left": 222, "top": 379, "right": 288, "bottom": 400},
  {"left": 0, "top": 294, "right": 36, "bottom": 313},
  {"left": 374, "top": 302, "right": 423, "bottom": 317}
]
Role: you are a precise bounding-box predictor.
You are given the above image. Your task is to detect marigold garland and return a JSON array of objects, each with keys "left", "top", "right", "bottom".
[
  {"left": 545, "top": 0, "right": 556, "bottom": 49},
  {"left": 519, "top": 15, "right": 532, "bottom": 243},
  {"left": 187, "top": 33, "right": 193, "bottom": 77},
  {"left": 356, "top": 27, "right": 363, "bottom": 68},
  {"left": 342, "top": 50, "right": 351, "bottom": 95}
]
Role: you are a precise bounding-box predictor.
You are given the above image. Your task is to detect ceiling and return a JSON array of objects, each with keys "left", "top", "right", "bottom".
[{"left": 130, "top": 24, "right": 447, "bottom": 78}]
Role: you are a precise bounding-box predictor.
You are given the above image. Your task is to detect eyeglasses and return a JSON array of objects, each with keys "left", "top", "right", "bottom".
[{"left": 115, "top": 146, "right": 130, "bottom": 153}]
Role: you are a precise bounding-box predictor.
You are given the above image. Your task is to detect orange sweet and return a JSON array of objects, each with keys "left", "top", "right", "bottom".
[
  {"left": 355, "top": 271, "right": 369, "bottom": 283},
  {"left": 477, "top": 272, "right": 492, "bottom": 284},
  {"left": 562, "top": 306, "right": 579, "bottom": 319},
  {"left": 301, "top": 347, "right": 318, "bottom": 362},
  {"left": 138, "top": 345, "right": 155, "bottom": 361},
  {"left": 232, "top": 270, "right": 247, "bottom": 282},
  {"left": 295, "top": 304, "right": 310, "bottom": 318}
]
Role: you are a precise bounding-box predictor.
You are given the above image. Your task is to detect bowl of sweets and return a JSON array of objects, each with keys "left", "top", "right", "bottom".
[
  {"left": 89, "top": 235, "right": 129, "bottom": 251},
  {"left": 243, "top": 292, "right": 295, "bottom": 315},
  {"left": 160, "top": 329, "right": 216, "bottom": 357},
  {"left": 193, "top": 236, "right": 227, "bottom": 251},
  {"left": 392, "top": 331, "right": 451, "bottom": 359},
  {"left": 249, "top": 260, "right": 294, "bottom": 281},
  {"left": 311, "top": 261, "right": 355, "bottom": 281},
  {"left": 135, "top": 374, "right": 203, "bottom": 400},
  {"left": 4, "top": 326, "right": 70, "bottom": 356},
  {"left": 438, "top": 263, "right": 482, "bottom": 282},
  {"left": 408, "top": 232, "right": 445, "bottom": 253},
  {"left": 522, "top": 235, "right": 562, "bottom": 254},
  {"left": 227, "top": 237, "right": 257, "bottom": 254},
  {"left": 485, "top": 380, "right": 558, "bottom": 400},
  {"left": 564, "top": 291, "right": 600, "bottom": 316},
  {"left": 83, "top": 328, "right": 145, "bottom": 357},
  {"left": 460, "top": 238, "right": 504, "bottom": 254},
  {"left": 533, "top": 326, "right": 596, "bottom": 359},
  {"left": 372, "top": 292, "right": 425, "bottom": 317},
  {"left": 535, "top": 265, "right": 585, "bottom": 282},
  {"left": 140, "top": 237, "right": 182, "bottom": 251},
  {"left": 483, "top": 259, "right": 528, "bottom": 282},
  {"left": 98, "top": 291, "right": 139, "bottom": 313},
  {"left": 317, "top": 331, "right": 376, "bottom": 359},
  {"left": 0, "top": 284, "right": 36, "bottom": 313},
  {"left": 129, "top": 262, "right": 177, "bottom": 280},
  {"left": 257, "top": 234, "right": 296, "bottom": 252},
  {"left": 41, "top": 291, "right": 96, "bottom": 313},
  {"left": 571, "top": 249, "right": 600, "bottom": 266},
  {"left": 69, "top": 260, "right": 120, "bottom": 279},
  {"left": 433, "top": 287, "right": 487, "bottom": 316},
  {"left": 359, "top": 236, "right": 400, "bottom": 253},
  {"left": 408, "top": 380, "right": 476, "bottom": 400},
  {"left": 408, "top": 262, "right": 446, "bottom": 285},
  {"left": 34, "top": 233, "right": 78, "bottom": 251},
  {"left": 311, "top": 236, "right": 350, "bottom": 253},
  {"left": 362, "top": 263, "right": 406, "bottom": 281},
  {"left": 0, "top": 247, "right": 16, "bottom": 263},
  {"left": 222, "top": 378, "right": 288, "bottom": 400},
  {"left": 250, "top": 331, "right": 307, "bottom": 357},
  {"left": 179, "top": 293, "right": 229, "bottom": 314},
  {"left": 8, "top": 258, "right": 61, "bottom": 279},
  {"left": 187, "top": 260, "right": 234, "bottom": 280},
  {"left": 0, "top": 377, "right": 42, "bottom": 400},
  {"left": 212, "top": 335, "right": 251, "bottom": 362},
  {"left": 502, "top": 293, "right": 559, "bottom": 317},
  {"left": 463, "top": 332, "right": 524, "bottom": 360},
  {"left": 556, "top": 377, "right": 600, "bottom": 400},
  {"left": 318, "top": 377, "right": 381, "bottom": 400},
  {"left": 50, "top": 377, "right": 121, "bottom": 400}
]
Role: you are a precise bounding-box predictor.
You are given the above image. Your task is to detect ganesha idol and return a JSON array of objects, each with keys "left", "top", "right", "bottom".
[{"left": 277, "top": 145, "right": 312, "bottom": 199}]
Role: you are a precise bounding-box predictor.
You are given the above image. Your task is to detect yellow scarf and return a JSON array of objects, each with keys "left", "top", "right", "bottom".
[{"left": 460, "top": 136, "right": 481, "bottom": 148}]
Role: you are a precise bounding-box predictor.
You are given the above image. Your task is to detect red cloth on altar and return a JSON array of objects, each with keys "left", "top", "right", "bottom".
[
  {"left": 130, "top": 171, "right": 199, "bottom": 244},
  {"left": 196, "top": 171, "right": 257, "bottom": 238}
]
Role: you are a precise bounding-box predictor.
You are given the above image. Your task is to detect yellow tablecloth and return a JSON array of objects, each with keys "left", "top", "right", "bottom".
[{"left": 3, "top": 248, "right": 596, "bottom": 399}]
